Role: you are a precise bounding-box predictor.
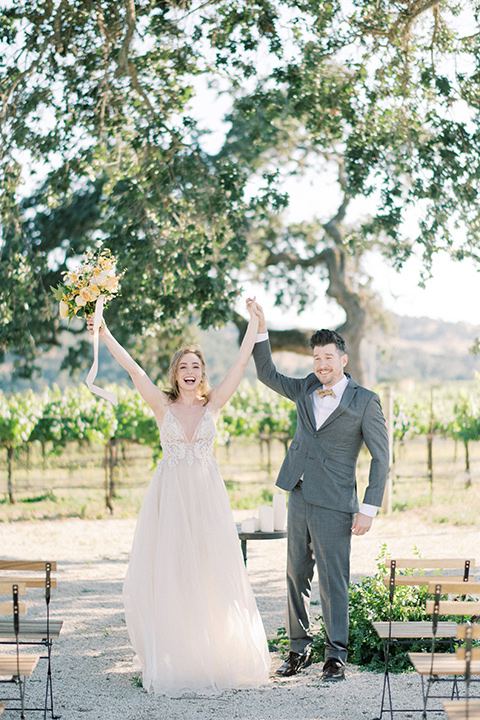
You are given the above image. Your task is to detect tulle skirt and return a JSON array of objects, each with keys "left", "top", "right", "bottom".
[{"left": 122, "top": 456, "right": 271, "bottom": 697}]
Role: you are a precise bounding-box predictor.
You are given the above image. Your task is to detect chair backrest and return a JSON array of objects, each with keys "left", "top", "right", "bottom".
[
  {"left": 0, "top": 561, "right": 57, "bottom": 572},
  {"left": 425, "top": 581, "right": 480, "bottom": 635},
  {"left": 384, "top": 558, "right": 476, "bottom": 604},
  {"left": 456, "top": 648, "right": 480, "bottom": 660},
  {"left": 457, "top": 624, "right": 480, "bottom": 640},
  {"left": 0, "top": 582, "right": 27, "bottom": 616},
  {"left": 0, "top": 584, "right": 27, "bottom": 639},
  {"left": 455, "top": 623, "right": 480, "bottom": 685},
  {"left": 386, "top": 559, "right": 476, "bottom": 572},
  {"left": 0, "top": 561, "right": 57, "bottom": 604}
]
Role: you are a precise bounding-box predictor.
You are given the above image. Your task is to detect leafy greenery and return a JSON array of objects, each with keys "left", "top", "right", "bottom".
[
  {"left": 345, "top": 546, "right": 434, "bottom": 672},
  {"left": 0, "top": 0, "right": 283, "bottom": 377},
  {"left": 2, "top": 1, "right": 480, "bottom": 387}
]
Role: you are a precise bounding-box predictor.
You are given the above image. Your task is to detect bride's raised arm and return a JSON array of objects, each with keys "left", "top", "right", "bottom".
[
  {"left": 86, "top": 317, "right": 168, "bottom": 417},
  {"left": 209, "top": 298, "right": 260, "bottom": 413}
]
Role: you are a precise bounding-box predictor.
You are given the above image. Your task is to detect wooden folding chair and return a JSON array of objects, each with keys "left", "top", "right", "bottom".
[
  {"left": 0, "top": 562, "right": 63, "bottom": 719},
  {"left": 372, "top": 558, "right": 476, "bottom": 720},
  {"left": 443, "top": 624, "right": 480, "bottom": 720},
  {"left": 0, "top": 582, "right": 40, "bottom": 719},
  {"left": 409, "top": 581, "right": 480, "bottom": 719}
]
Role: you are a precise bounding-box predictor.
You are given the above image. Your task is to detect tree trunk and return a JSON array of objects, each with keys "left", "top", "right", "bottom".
[
  {"left": 7, "top": 446, "right": 15, "bottom": 504},
  {"left": 427, "top": 435, "right": 433, "bottom": 493},
  {"left": 104, "top": 442, "right": 114, "bottom": 513},
  {"left": 427, "top": 388, "right": 434, "bottom": 496},
  {"left": 464, "top": 440, "right": 470, "bottom": 475},
  {"left": 241, "top": 176, "right": 370, "bottom": 385},
  {"left": 109, "top": 437, "right": 117, "bottom": 501}
]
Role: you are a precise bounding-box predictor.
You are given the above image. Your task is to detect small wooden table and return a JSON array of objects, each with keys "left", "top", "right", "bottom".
[{"left": 237, "top": 525, "right": 287, "bottom": 566}]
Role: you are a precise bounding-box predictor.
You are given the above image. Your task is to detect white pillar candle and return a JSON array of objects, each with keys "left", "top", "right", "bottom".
[
  {"left": 273, "top": 494, "right": 287, "bottom": 531},
  {"left": 259, "top": 505, "right": 274, "bottom": 533},
  {"left": 241, "top": 517, "right": 258, "bottom": 533}
]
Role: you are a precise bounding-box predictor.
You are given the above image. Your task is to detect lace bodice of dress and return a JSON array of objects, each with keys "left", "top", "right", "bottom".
[{"left": 160, "top": 407, "right": 216, "bottom": 468}]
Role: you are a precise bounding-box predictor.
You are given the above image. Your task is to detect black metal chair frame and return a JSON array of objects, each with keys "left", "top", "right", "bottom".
[
  {"left": 374, "top": 558, "right": 473, "bottom": 720},
  {"left": 443, "top": 623, "right": 478, "bottom": 719},
  {"left": 419, "top": 588, "right": 480, "bottom": 719},
  {"left": 0, "top": 584, "right": 35, "bottom": 719},
  {"left": 0, "top": 562, "right": 61, "bottom": 719}
]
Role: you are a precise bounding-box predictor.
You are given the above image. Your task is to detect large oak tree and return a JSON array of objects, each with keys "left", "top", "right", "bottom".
[{"left": 1, "top": 1, "right": 480, "bottom": 383}]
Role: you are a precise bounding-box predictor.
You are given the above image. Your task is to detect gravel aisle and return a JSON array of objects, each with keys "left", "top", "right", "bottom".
[{"left": 0, "top": 513, "right": 478, "bottom": 720}]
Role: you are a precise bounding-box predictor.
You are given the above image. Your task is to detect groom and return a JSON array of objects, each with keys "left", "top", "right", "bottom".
[{"left": 252, "top": 308, "right": 389, "bottom": 681}]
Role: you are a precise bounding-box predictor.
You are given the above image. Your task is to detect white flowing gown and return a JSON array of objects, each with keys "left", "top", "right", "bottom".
[{"left": 122, "top": 406, "right": 271, "bottom": 696}]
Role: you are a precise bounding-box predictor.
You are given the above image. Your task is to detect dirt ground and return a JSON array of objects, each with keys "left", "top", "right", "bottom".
[{"left": 0, "top": 510, "right": 478, "bottom": 720}]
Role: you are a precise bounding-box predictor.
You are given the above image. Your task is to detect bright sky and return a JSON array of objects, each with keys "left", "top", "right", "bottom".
[{"left": 368, "top": 253, "right": 480, "bottom": 326}]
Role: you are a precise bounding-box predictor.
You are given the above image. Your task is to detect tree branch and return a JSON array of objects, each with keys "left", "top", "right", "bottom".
[
  {"left": 231, "top": 311, "right": 313, "bottom": 355},
  {"left": 117, "top": 0, "right": 136, "bottom": 74},
  {"left": 322, "top": 158, "right": 350, "bottom": 246}
]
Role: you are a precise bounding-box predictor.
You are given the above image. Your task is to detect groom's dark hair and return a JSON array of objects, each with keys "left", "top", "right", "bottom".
[{"left": 309, "top": 329, "right": 346, "bottom": 354}]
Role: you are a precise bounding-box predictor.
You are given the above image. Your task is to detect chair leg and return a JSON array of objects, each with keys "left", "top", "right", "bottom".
[
  {"left": 420, "top": 675, "right": 429, "bottom": 720},
  {"left": 373, "top": 640, "right": 394, "bottom": 720},
  {"left": 44, "top": 641, "right": 60, "bottom": 720},
  {"left": 421, "top": 674, "right": 461, "bottom": 719},
  {"left": 18, "top": 675, "right": 27, "bottom": 720}
]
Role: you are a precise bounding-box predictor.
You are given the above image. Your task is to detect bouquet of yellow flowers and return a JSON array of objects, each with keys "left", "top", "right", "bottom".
[{"left": 52, "top": 246, "right": 121, "bottom": 321}]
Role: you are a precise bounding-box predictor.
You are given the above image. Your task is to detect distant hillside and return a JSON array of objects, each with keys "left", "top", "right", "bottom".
[
  {"left": 200, "top": 315, "right": 480, "bottom": 386},
  {"left": 374, "top": 315, "right": 480, "bottom": 383},
  {"left": 2, "top": 314, "right": 480, "bottom": 393}
]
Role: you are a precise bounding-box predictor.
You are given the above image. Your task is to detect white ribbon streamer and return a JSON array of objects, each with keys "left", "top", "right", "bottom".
[{"left": 85, "top": 294, "right": 118, "bottom": 405}]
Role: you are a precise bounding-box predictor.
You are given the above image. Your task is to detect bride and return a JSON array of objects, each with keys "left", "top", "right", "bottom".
[{"left": 87, "top": 299, "right": 270, "bottom": 696}]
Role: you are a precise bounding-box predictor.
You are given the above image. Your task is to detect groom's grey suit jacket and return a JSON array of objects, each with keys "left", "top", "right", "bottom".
[{"left": 253, "top": 339, "right": 389, "bottom": 513}]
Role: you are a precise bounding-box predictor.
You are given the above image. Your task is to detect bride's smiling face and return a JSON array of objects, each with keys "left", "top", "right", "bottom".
[{"left": 176, "top": 353, "right": 203, "bottom": 392}]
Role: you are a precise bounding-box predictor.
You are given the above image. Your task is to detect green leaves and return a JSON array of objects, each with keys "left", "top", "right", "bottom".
[
  {"left": 3, "top": 0, "right": 480, "bottom": 382},
  {"left": 0, "top": 391, "right": 42, "bottom": 447},
  {"left": 1, "top": 0, "right": 262, "bottom": 374}
]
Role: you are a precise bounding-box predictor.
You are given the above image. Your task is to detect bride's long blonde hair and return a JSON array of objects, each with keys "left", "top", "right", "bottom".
[{"left": 165, "top": 346, "right": 211, "bottom": 404}]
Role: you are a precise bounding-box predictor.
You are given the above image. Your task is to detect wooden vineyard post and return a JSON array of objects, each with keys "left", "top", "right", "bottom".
[{"left": 381, "top": 386, "right": 393, "bottom": 516}]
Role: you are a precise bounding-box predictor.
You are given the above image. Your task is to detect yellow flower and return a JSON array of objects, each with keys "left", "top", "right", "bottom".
[
  {"left": 75, "top": 294, "right": 87, "bottom": 307},
  {"left": 91, "top": 270, "right": 109, "bottom": 288},
  {"left": 79, "top": 285, "right": 100, "bottom": 303},
  {"left": 101, "top": 258, "right": 116, "bottom": 272},
  {"left": 59, "top": 301, "right": 70, "bottom": 319},
  {"left": 87, "top": 284, "right": 101, "bottom": 299},
  {"left": 104, "top": 276, "right": 119, "bottom": 292}
]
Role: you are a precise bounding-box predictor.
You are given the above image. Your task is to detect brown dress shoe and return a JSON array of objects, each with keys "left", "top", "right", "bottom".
[
  {"left": 321, "top": 657, "right": 345, "bottom": 681},
  {"left": 276, "top": 651, "right": 312, "bottom": 677}
]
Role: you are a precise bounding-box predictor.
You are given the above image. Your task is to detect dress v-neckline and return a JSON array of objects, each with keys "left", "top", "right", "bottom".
[{"left": 167, "top": 406, "right": 209, "bottom": 443}]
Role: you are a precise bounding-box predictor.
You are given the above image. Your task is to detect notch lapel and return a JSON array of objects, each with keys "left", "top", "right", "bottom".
[{"left": 305, "top": 376, "right": 321, "bottom": 432}]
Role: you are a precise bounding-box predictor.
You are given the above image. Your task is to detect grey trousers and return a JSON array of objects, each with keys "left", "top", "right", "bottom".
[{"left": 286, "top": 483, "right": 353, "bottom": 662}]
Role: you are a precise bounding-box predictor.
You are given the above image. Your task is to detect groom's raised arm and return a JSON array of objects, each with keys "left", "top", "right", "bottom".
[{"left": 252, "top": 308, "right": 302, "bottom": 402}]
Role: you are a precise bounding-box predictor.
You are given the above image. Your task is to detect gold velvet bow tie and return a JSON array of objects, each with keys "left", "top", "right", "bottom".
[{"left": 317, "top": 388, "right": 335, "bottom": 399}]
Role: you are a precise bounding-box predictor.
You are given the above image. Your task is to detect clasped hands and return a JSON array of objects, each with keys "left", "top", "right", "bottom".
[{"left": 246, "top": 297, "right": 266, "bottom": 328}]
